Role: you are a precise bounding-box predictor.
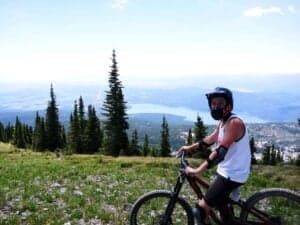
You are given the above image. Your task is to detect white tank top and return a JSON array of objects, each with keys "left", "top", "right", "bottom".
[{"left": 216, "top": 115, "right": 251, "bottom": 183}]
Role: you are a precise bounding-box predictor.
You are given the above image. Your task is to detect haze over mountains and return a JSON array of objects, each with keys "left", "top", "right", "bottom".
[{"left": 0, "top": 74, "right": 299, "bottom": 125}]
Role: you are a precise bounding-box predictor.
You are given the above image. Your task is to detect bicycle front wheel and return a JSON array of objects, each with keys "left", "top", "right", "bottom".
[
  {"left": 240, "top": 188, "right": 300, "bottom": 225},
  {"left": 129, "top": 190, "right": 194, "bottom": 225}
]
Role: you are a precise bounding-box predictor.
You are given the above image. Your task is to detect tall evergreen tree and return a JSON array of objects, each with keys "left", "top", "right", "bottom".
[
  {"left": 78, "top": 96, "right": 86, "bottom": 137},
  {"left": 270, "top": 145, "right": 277, "bottom": 165},
  {"left": 14, "top": 116, "right": 25, "bottom": 148},
  {"left": 187, "top": 128, "right": 193, "bottom": 145},
  {"left": 276, "top": 149, "right": 283, "bottom": 163},
  {"left": 5, "top": 122, "right": 14, "bottom": 142},
  {"left": 194, "top": 115, "right": 207, "bottom": 141},
  {"left": 84, "top": 105, "right": 102, "bottom": 153},
  {"left": 102, "top": 50, "right": 129, "bottom": 157},
  {"left": 45, "top": 84, "right": 62, "bottom": 151},
  {"left": 249, "top": 137, "right": 257, "bottom": 165},
  {"left": 61, "top": 126, "right": 67, "bottom": 148},
  {"left": 129, "top": 129, "right": 140, "bottom": 156},
  {"left": 68, "top": 101, "right": 81, "bottom": 153},
  {"left": 262, "top": 145, "right": 271, "bottom": 165},
  {"left": 0, "top": 122, "right": 4, "bottom": 142},
  {"left": 160, "top": 116, "right": 171, "bottom": 157},
  {"left": 24, "top": 124, "right": 33, "bottom": 146},
  {"left": 193, "top": 115, "right": 209, "bottom": 158},
  {"left": 142, "top": 134, "right": 150, "bottom": 156},
  {"left": 33, "top": 112, "right": 47, "bottom": 151}
]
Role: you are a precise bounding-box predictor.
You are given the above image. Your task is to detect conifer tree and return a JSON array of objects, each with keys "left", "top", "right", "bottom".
[
  {"left": 142, "top": 134, "right": 150, "bottom": 156},
  {"left": 78, "top": 96, "right": 86, "bottom": 141},
  {"left": 68, "top": 101, "right": 81, "bottom": 153},
  {"left": 276, "top": 149, "right": 283, "bottom": 163},
  {"left": 187, "top": 128, "right": 193, "bottom": 145},
  {"left": 45, "top": 84, "right": 62, "bottom": 151},
  {"left": 84, "top": 105, "right": 102, "bottom": 153},
  {"left": 0, "top": 122, "right": 4, "bottom": 142},
  {"left": 270, "top": 145, "right": 277, "bottom": 165},
  {"left": 5, "top": 123, "right": 14, "bottom": 142},
  {"left": 249, "top": 137, "right": 257, "bottom": 165},
  {"left": 33, "top": 112, "right": 47, "bottom": 151},
  {"left": 61, "top": 126, "right": 67, "bottom": 148},
  {"left": 193, "top": 115, "right": 209, "bottom": 158},
  {"left": 129, "top": 129, "right": 140, "bottom": 156},
  {"left": 160, "top": 116, "right": 171, "bottom": 157},
  {"left": 102, "top": 50, "right": 129, "bottom": 156},
  {"left": 262, "top": 145, "right": 271, "bottom": 165},
  {"left": 14, "top": 116, "right": 26, "bottom": 148}
]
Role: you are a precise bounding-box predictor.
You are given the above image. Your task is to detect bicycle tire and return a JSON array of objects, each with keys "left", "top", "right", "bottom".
[
  {"left": 129, "top": 190, "right": 194, "bottom": 225},
  {"left": 240, "top": 188, "right": 300, "bottom": 225}
]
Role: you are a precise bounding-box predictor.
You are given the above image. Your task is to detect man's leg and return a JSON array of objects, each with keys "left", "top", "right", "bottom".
[{"left": 192, "top": 199, "right": 211, "bottom": 225}]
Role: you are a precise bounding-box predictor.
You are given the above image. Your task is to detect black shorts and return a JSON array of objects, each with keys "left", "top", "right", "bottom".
[{"left": 204, "top": 173, "right": 243, "bottom": 208}]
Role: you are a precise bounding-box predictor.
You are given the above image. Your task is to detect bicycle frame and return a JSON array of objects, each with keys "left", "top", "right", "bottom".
[{"left": 165, "top": 153, "right": 279, "bottom": 225}]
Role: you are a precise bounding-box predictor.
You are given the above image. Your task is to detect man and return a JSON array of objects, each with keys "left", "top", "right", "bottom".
[{"left": 177, "top": 87, "right": 251, "bottom": 225}]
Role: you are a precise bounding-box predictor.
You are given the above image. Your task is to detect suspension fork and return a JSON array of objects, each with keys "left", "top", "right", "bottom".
[{"left": 161, "top": 174, "right": 186, "bottom": 225}]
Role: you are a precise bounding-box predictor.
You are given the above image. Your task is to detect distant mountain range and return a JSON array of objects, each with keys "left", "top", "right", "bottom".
[{"left": 0, "top": 74, "right": 299, "bottom": 126}]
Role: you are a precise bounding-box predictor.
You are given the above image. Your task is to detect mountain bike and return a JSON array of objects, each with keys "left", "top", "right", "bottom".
[{"left": 129, "top": 152, "right": 300, "bottom": 225}]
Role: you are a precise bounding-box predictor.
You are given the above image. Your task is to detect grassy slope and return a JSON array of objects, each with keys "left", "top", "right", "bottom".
[{"left": 0, "top": 143, "right": 299, "bottom": 225}]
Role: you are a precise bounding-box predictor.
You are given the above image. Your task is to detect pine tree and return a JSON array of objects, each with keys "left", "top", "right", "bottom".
[
  {"left": 33, "top": 112, "right": 47, "bottom": 151},
  {"left": 142, "top": 134, "right": 150, "bottom": 156},
  {"left": 14, "top": 116, "right": 26, "bottom": 148},
  {"left": 45, "top": 84, "right": 62, "bottom": 151},
  {"left": 68, "top": 101, "right": 81, "bottom": 153},
  {"left": 249, "top": 137, "right": 257, "bottom": 165},
  {"left": 187, "top": 128, "right": 193, "bottom": 145},
  {"left": 193, "top": 115, "right": 209, "bottom": 158},
  {"left": 5, "top": 123, "right": 14, "bottom": 143},
  {"left": 270, "top": 145, "right": 277, "bottom": 166},
  {"left": 262, "top": 145, "right": 271, "bottom": 165},
  {"left": 61, "top": 126, "right": 67, "bottom": 149},
  {"left": 129, "top": 129, "right": 140, "bottom": 156},
  {"left": 78, "top": 96, "right": 86, "bottom": 141},
  {"left": 160, "top": 116, "right": 171, "bottom": 157},
  {"left": 276, "top": 149, "right": 283, "bottom": 163},
  {"left": 0, "top": 122, "right": 4, "bottom": 142},
  {"left": 84, "top": 105, "right": 102, "bottom": 153},
  {"left": 102, "top": 50, "right": 129, "bottom": 157}
]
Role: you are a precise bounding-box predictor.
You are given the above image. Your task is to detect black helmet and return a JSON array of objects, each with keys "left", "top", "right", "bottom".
[{"left": 206, "top": 87, "right": 233, "bottom": 109}]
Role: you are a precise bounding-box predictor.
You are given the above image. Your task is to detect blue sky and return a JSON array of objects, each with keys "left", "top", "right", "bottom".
[{"left": 0, "top": 0, "right": 299, "bottom": 86}]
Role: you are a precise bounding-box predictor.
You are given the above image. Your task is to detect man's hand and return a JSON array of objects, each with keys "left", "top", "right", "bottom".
[
  {"left": 176, "top": 145, "right": 192, "bottom": 157},
  {"left": 184, "top": 166, "right": 199, "bottom": 176}
]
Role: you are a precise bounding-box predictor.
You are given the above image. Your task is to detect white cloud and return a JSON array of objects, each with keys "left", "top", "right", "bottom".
[
  {"left": 111, "top": 0, "right": 128, "bottom": 10},
  {"left": 288, "top": 5, "right": 296, "bottom": 14},
  {"left": 243, "top": 6, "right": 284, "bottom": 17}
]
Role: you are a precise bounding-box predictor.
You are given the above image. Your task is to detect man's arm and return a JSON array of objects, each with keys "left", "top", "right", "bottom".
[
  {"left": 178, "top": 125, "right": 219, "bottom": 154},
  {"left": 185, "top": 118, "right": 245, "bottom": 175}
]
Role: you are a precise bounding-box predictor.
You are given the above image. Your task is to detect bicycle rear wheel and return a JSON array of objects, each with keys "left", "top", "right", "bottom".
[
  {"left": 129, "top": 190, "right": 194, "bottom": 225},
  {"left": 240, "top": 188, "right": 300, "bottom": 225}
]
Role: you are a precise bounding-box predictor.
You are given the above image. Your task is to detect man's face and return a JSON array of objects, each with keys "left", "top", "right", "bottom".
[{"left": 210, "top": 96, "right": 227, "bottom": 109}]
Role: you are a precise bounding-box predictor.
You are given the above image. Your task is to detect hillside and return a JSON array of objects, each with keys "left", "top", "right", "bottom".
[
  {"left": 1, "top": 76, "right": 300, "bottom": 124},
  {"left": 0, "top": 143, "right": 299, "bottom": 224}
]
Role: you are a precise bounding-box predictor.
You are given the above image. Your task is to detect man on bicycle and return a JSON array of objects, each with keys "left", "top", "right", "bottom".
[{"left": 177, "top": 87, "right": 251, "bottom": 225}]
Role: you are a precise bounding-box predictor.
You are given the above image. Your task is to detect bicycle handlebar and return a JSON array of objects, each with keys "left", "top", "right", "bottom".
[{"left": 179, "top": 152, "right": 189, "bottom": 169}]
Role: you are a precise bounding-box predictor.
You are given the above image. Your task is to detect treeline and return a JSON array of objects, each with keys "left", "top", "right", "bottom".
[
  {"left": 0, "top": 50, "right": 209, "bottom": 157},
  {"left": 250, "top": 138, "right": 300, "bottom": 166}
]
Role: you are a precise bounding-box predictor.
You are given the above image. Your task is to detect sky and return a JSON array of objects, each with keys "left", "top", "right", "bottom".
[{"left": 0, "top": 0, "right": 299, "bottom": 86}]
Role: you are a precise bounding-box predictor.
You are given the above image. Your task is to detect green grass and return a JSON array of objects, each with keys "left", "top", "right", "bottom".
[{"left": 0, "top": 142, "right": 299, "bottom": 224}]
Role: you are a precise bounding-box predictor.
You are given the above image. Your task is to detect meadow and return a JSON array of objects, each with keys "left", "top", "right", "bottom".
[{"left": 0, "top": 142, "right": 299, "bottom": 225}]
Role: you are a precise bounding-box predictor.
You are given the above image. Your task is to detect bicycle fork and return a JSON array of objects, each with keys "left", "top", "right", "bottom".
[{"left": 161, "top": 174, "right": 186, "bottom": 225}]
